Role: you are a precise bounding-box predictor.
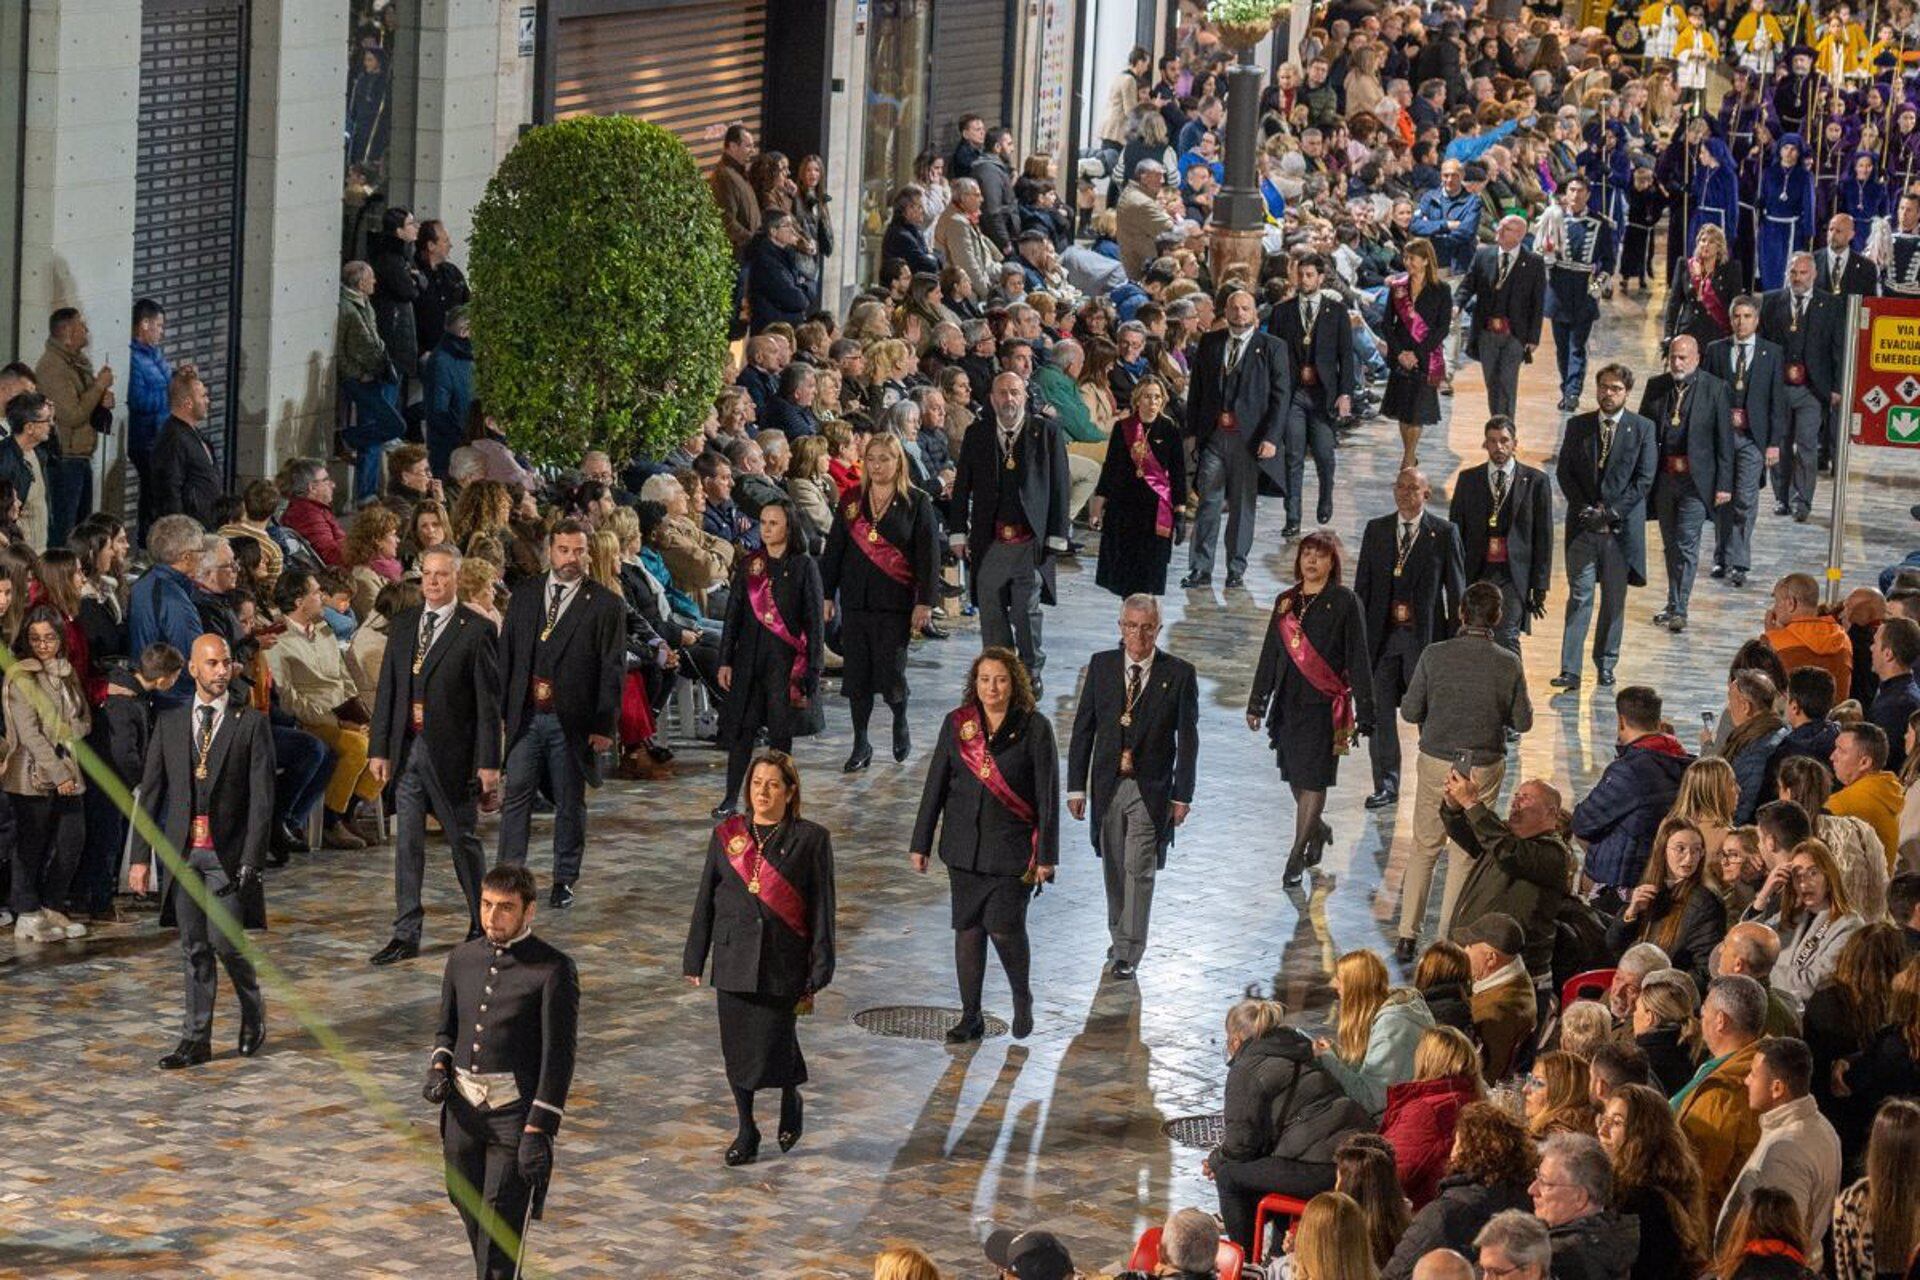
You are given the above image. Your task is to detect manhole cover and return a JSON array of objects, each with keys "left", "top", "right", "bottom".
[
  {"left": 1163, "top": 1114, "right": 1225, "bottom": 1148},
  {"left": 852, "top": 1005, "right": 1009, "bottom": 1040}
]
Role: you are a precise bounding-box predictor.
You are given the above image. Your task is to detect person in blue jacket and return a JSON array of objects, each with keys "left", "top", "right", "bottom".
[
  {"left": 1411, "top": 159, "right": 1481, "bottom": 274},
  {"left": 420, "top": 306, "right": 473, "bottom": 477},
  {"left": 744, "top": 213, "right": 814, "bottom": 334},
  {"left": 127, "top": 298, "right": 172, "bottom": 532},
  {"left": 1838, "top": 150, "right": 1888, "bottom": 251},
  {"left": 1756, "top": 133, "right": 1815, "bottom": 289},
  {"left": 1689, "top": 136, "right": 1742, "bottom": 262}
]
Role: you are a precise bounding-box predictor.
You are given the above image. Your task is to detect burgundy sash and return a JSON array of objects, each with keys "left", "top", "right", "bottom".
[
  {"left": 950, "top": 704, "right": 1039, "bottom": 870},
  {"left": 844, "top": 498, "right": 914, "bottom": 587},
  {"left": 1124, "top": 416, "right": 1176, "bottom": 537},
  {"left": 1691, "top": 258, "right": 1730, "bottom": 332},
  {"left": 1390, "top": 275, "right": 1446, "bottom": 386},
  {"left": 745, "top": 553, "right": 809, "bottom": 707},
  {"left": 1274, "top": 597, "right": 1357, "bottom": 755},
  {"left": 717, "top": 814, "right": 810, "bottom": 940}
]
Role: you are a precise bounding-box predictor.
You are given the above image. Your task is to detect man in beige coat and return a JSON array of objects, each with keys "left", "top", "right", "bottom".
[
  {"left": 33, "top": 306, "right": 114, "bottom": 540},
  {"left": 1115, "top": 161, "right": 1177, "bottom": 279},
  {"left": 933, "top": 177, "right": 1002, "bottom": 297}
]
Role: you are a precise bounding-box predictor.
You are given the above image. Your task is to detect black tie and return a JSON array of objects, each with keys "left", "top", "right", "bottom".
[
  {"left": 1600, "top": 417, "right": 1617, "bottom": 466},
  {"left": 1399, "top": 521, "right": 1414, "bottom": 556},
  {"left": 414, "top": 610, "right": 439, "bottom": 674},
  {"left": 1792, "top": 294, "right": 1805, "bottom": 330},
  {"left": 546, "top": 584, "right": 564, "bottom": 630},
  {"left": 196, "top": 705, "right": 216, "bottom": 769},
  {"left": 1497, "top": 251, "right": 1513, "bottom": 287},
  {"left": 1227, "top": 334, "right": 1245, "bottom": 372},
  {"left": 1492, "top": 466, "right": 1508, "bottom": 509},
  {"left": 1735, "top": 343, "right": 1748, "bottom": 386},
  {"left": 1126, "top": 661, "right": 1143, "bottom": 709}
]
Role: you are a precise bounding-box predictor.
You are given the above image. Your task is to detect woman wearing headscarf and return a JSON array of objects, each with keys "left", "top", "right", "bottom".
[{"left": 1756, "top": 133, "right": 1816, "bottom": 289}]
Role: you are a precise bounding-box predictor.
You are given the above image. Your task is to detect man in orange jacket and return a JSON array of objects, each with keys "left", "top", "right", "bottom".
[{"left": 1764, "top": 571, "right": 1852, "bottom": 695}]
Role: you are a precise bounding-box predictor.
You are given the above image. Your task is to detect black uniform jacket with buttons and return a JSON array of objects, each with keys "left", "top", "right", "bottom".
[
  {"left": 1065, "top": 647, "right": 1199, "bottom": 863},
  {"left": 1352, "top": 508, "right": 1466, "bottom": 667},
  {"left": 1702, "top": 335, "right": 1787, "bottom": 455},
  {"left": 818, "top": 486, "right": 941, "bottom": 612},
  {"left": 370, "top": 602, "right": 502, "bottom": 789},
  {"left": 433, "top": 932, "right": 579, "bottom": 1136},
  {"left": 136, "top": 699, "right": 275, "bottom": 931},
  {"left": 682, "top": 816, "right": 836, "bottom": 998},
  {"left": 912, "top": 705, "right": 1061, "bottom": 875}
]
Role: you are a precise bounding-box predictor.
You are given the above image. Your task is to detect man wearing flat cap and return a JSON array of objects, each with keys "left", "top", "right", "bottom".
[
  {"left": 985, "top": 1225, "right": 1076, "bottom": 1280},
  {"left": 1455, "top": 912, "right": 1536, "bottom": 1079}
]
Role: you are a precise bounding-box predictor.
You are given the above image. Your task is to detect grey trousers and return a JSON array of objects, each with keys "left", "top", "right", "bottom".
[
  {"left": 1282, "top": 399, "right": 1337, "bottom": 528},
  {"left": 173, "top": 849, "right": 263, "bottom": 1044},
  {"left": 1369, "top": 628, "right": 1420, "bottom": 793},
  {"left": 1713, "top": 433, "right": 1766, "bottom": 572},
  {"left": 975, "top": 539, "right": 1044, "bottom": 672},
  {"left": 1189, "top": 437, "right": 1260, "bottom": 578},
  {"left": 1652, "top": 472, "right": 1707, "bottom": 618},
  {"left": 1770, "top": 384, "right": 1823, "bottom": 516},
  {"left": 1559, "top": 527, "right": 1630, "bottom": 677},
  {"left": 498, "top": 712, "right": 589, "bottom": 885},
  {"left": 1479, "top": 329, "right": 1525, "bottom": 420},
  {"left": 1099, "top": 779, "right": 1162, "bottom": 966},
  {"left": 392, "top": 745, "right": 486, "bottom": 945}
]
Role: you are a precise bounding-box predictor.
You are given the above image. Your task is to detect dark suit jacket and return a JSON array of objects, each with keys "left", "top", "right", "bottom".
[
  {"left": 1556, "top": 409, "right": 1658, "bottom": 585},
  {"left": 148, "top": 416, "right": 223, "bottom": 528},
  {"left": 135, "top": 700, "right": 276, "bottom": 930},
  {"left": 1456, "top": 244, "right": 1547, "bottom": 353},
  {"left": 882, "top": 216, "right": 941, "bottom": 276},
  {"left": 682, "top": 816, "right": 836, "bottom": 997},
  {"left": 499, "top": 575, "right": 625, "bottom": 748},
  {"left": 1757, "top": 287, "right": 1845, "bottom": 400},
  {"left": 912, "top": 706, "right": 1060, "bottom": 874},
  {"left": 1352, "top": 509, "right": 1466, "bottom": 666},
  {"left": 1638, "top": 369, "right": 1736, "bottom": 506},
  {"left": 949, "top": 413, "right": 1072, "bottom": 600},
  {"left": 1065, "top": 648, "right": 1199, "bottom": 864},
  {"left": 1185, "top": 327, "right": 1291, "bottom": 485},
  {"left": 371, "top": 602, "right": 502, "bottom": 789},
  {"left": 1266, "top": 293, "right": 1355, "bottom": 411},
  {"left": 1813, "top": 244, "right": 1880, "bottom": 296},
  {"left": 1447, "top": 460, "right": 1553, "bottom": 619},
  {"left": 819, "top": 486, "right": 941, "bottom": 611},
  {"left": 433, "top": 933, "right": 578, "bottom": 1136},
  {"left": 1702, "top": 335, "right": 1788, "bottom": 454}
]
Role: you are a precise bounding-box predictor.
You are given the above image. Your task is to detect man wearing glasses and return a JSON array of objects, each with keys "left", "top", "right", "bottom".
[
  {"left": 1472, "top": 1210, "right": 1551, "bottom": 1280},
  {"left": 1529, "top": 1132, "right": 1640, "bottom": 1278}
]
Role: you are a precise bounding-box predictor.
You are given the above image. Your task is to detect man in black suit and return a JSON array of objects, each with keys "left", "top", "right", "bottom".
[
  {"left": 146, "top": 365, "right": 222, "bottom": 529},
  {"left": 1759, "top": 251, "right": 1845, "bottom": 521},
  {"left": 1704, "top": 295, "right": 1787, "bottom": 588},
  {"left": 1638, "top": 335, "right": 1734, "bottom": 634},
  {"left": 1354, "top": 468, "right": 1466, "bottom": 808},
  {"left": 368, "top": 546, "right": 503, "bottom": 963},
  {"left": 1182, "top": 285, "right": 1291, "bottom": 587},
  {"left": 129, "top": 634, "right": 275, "bottom": 1069},
  {"left": 496, "top": 520, "right": 625, "bottom": 910},
  {"left": 1065, "top": 594, "right": 1199, "bottom": 978},
  {"left": 949, "top": 370, "right": 1072, "bottom": 683},
  {"left": 1813, "top": 214, "right": 1879, "bottom": 296},
  {"left": 1454, "top": 215, "right": 1546, "bottom": 420},
  {"left": 424, "top": 863, "right": 578, "bottom": 1280},
  {"left": 1553, "top": 363, "right": 1658, "bottom": 690},
  {"left": 1267, "top": 253, "right": 1352, "bottom": 532},
  {"left": 1447, "top": 415, "right": 1552, "bottom": 657}
]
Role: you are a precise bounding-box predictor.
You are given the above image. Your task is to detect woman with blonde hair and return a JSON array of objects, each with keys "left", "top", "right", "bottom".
[
  {"left": 1606, "top": 815, "right": 1728, "bottom": 987},
  {"left": 1379, "top": 237, "right": 1450, "bottom": 470},
  {"left": 1381, "top": 1026, "right": 1485, "bottom": 1207},
  {"left": 1318, "top": 949, "right": 1435, "bottom": 1120},
  {"left": 1287, "top": 1191, "right": 1377, "bottom": 1280},
  {"left": 1557, "top": 1000, "right": 1614, "bottom": 1061},
  {"left": 872, "top": 1246, "right": 941, "bottom": 1280},
  {"left": 1077, "top": 336, "right": 1119, "bottom": 432},
  {"left": 863, "top": 338, "right": 914, "bottom": 412},
  {"left": 1670, "top": 756, "right": 1738, "bottom": 858},
  {"left": 1632, "top": 973, "right": 1703, "bottom": 1094},
  {"left": 1752, "top": 837, "right": 1864, "bottom": 1003},
  {"left": 454, "top": 556, "right": 502, "bottom": 629},
  {"left": 1664, "top": 220, "right": 1742, "bottom": 350},
  {"left": 1521, "top": 1051, "right": 1597, "bottom": 1139},
  {"left": 451, "top": 477, "right": 514, "bottom": 550}
]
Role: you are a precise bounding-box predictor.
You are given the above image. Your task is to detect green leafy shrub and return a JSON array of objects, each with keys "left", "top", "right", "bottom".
[{"left": 469, "top": 115, "right": 733, "bottom": 465}]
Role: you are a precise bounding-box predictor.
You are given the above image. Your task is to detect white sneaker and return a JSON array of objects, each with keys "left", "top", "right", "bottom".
[
  {"left": 39, "top": 908, "right": 87, "bottom": 939},
  {"left": 14, "top": 911, "right": 63, "bottom": 943}
]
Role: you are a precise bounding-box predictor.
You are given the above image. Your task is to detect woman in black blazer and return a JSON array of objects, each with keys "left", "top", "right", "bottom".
[
  {"left": 818, "top": 434, "right": 940, "bottom": 773},
  {"left": 1379, "top": 237, "right": 1452, "bottom": 470},
  {"left": 910, "top": 647, "right": 1059, "bottom": 1045},
  {"left": 1248, "top": 530, "right": 1375, "bottom": 886},
  {"left": 1092, "top": 376, "right": 1186, "bottom": 598},
  {"left": 683, "top": 750, "right": 836, "bottom": 1166},
  {"left": 714, "top": 498, "right": 825, "bottom": 819},
  {"left": 1662, "top": 222, "right": 1743, "bottom": 351}
]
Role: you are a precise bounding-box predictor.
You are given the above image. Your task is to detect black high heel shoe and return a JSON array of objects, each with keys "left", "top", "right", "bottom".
[
  {"left": 842, "top": 743, "right": 873, "bottom": 773},
  {"left": 1305, "top": 820, "right": 1332, "bottom": 868},
  {"left": 891, "top": 711, "right": 912, "bottom": 762},
  {"left": 778, "top": 1090, "right": 804, "bottom": 1152},
  {"left": 725, "top": 1126, "right": 762, "bottom": 1167},
  {"left": 1282, "top": 848, "right": 1307, "bottom": 888},
  {"left": 944, "top": 1014, "right": 987, "bottom": 1044}
]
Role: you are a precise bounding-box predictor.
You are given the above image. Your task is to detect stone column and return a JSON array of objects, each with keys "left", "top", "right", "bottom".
[
  {"left": 235, "top": 0, "right": 348, "bottom": 480},
  {"left": 1209, "top": 48, "right": 1268, "bottom": 287},
  {"left": 408, "top": 0, "right": 503, "bottom": 250}
]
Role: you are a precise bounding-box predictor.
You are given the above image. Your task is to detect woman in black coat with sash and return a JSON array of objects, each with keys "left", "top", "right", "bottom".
[
  {"left": 1248, "top": 530, "right": 1374, "bottom": 886},
  {"left": 1092, "top": 376, "right": 1186, "bottom": 598},
  {"left": 683, "top": 750, "right": 836, "bottom": 1166},
  {"left": 714, "top": 499, "right": 825, "bottom": 818},
  {"left": 1379, "top": 237, "right": 1452, "bottom": 470},
  {"left": 819, "top": 434, "right": 939, "bottom": 773},
  {"left": 910, "top": 647, "right": 1059, "bottom": 1045},
  {"left": 1662, "top": 223, "right": 1743, "bottom": 351}
]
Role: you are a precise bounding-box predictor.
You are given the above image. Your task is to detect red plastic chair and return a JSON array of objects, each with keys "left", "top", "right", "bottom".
[
  {"left": 1126, "top": 1227, "right": 1245, "bottom": 1279},
  {"left": 1250, "top": 1193, "right": 1310, "bottom": 1265},
  {"left": 1560, "top": 967, "right": 1618, "bottom": 1010}
]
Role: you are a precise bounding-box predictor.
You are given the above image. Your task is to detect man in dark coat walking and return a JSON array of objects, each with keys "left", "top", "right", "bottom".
[
  {"left": 1447, "top": 415, "right": 1552, "bottom": 657},
  {"left": 1703, "top": 296, "right": 1787, "bottom": 587},
  {"left": 1637, "top": 335, "right": 1733, "bottom": 633},
  {"left": 1266, "top": 254, "right": 1353, "bottom": 531},
  {"left": 1183, "top": 286, "right": 1291, "bottom": 587},
  {"left": 1454, "top": 215, "right": 1546, "bottom": 419}
]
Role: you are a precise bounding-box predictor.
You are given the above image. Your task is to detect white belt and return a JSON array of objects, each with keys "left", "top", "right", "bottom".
[
  {"left": 454, "top": 1067, "right": 522, "bottom": 1110},
  {"left": 1765, "top": 214, "right": 1803, "bottom": 223}
]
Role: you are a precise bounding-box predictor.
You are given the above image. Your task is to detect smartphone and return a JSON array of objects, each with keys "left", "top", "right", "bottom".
[
  {"left": 1451, "top": 751, "right": 1473, "bottom": 780},
  {"left": 1700, "top": 709, "right": 1716, "bottom": 737}
]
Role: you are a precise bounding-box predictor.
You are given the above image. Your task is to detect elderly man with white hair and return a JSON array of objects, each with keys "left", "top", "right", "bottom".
[
  {"left": 1116, "top": 159, "right": 1177, "bottom": 278},
  {"left": 1473, "top": 1213, "right": 1551, "bottom": 1280},
  {"left": 1455, "top": 213, "right": 1546, "bottom": 419},
  {"left": 1607, "top": 941, "right": 1670, "bottom": 1023},
  {"left": 1112, "top": 1206, "right": 1221, "bottom": 1279}
]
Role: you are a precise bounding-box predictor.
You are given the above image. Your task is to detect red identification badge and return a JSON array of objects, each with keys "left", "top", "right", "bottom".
[
  {"left": 1299, "top": 365, "right": 1319, "bottom": 386},
  {"left": 1218, "top": 410, "right": 1238, "bottom": 431},
  {"left": 1730, "top": 406, "right": 1748, "bottom": 430},
  {"left": 533, "top": 677, "right": 554, "bottom": 710},
  {"left": 190, "top": 815, "right": 214, "bottom": 850},
  {"left": 1391, "top": 601, "right": 1413, "bottom": 624},
  {"left": 1486, "top": 316, "right": 1510, "bottom": 333},
  {"left": 411, "top": 699, "right": 425, "bottom": 732},
  {"left": 1486, "top": 536, "right": 1509, "bottom": 563},
  {"left": 1664, "top": 455, "right": 1691, "bottom": 474},
  {"left": 1785, "top": 362, "right": 1807, "bottom": 386}
]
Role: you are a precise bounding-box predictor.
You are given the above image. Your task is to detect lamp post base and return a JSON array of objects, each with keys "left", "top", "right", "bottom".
[{"left": 1208, "top": 224, "right": 1266, "bottom": 289}]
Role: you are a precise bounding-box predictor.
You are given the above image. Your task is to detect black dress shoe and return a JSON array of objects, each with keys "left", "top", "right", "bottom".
[
  {"left": 1179, "top": 572, "right": 1211, "bottom": 589},
  {"left": 1793, "top": 509, "right": 1810, "bottom": 523},
  {"left": 1709, "top": 564, "right": 1726, "bottom": 579},
  {"left": 549, "top": 883, "right": 575, "bottom": 910},
  {"left": 1280, "top": 524, "right": 1302, "bottom": 538},
  {"left": 1774, "top": 503, "right": 1792, "bottom": 516},
  {"left": 842, "top": 743, "right": 873, "bottom": 773},
  {"left": 1305, "top": 820, "right": 1332, "bottom": 868},
  {"left": 1729, "top": 569, "right": 1747, "bottom": 587},
  {"left": 1549, "top": 672, "right": 1581, "bottom": 689},
  {"left": 238, "top": 1019, "right": 266, "bottom": 1057},
  {"left": 1557, "top": 395, "right": 1578, "bottom": 412},
  {"left": 369, "top": 938, "right": 420, "bottom": 966},
  {"left": 1111, "top": 959, "right": 1137, "bottom": 980},
  {"left": 1011, "top": 1001, "right": 1034, "bottom": 1040},
  {"left": 944, "top": 1014, "right": 987, "bottom": 1044},
  {"left": 275, "top": 821, "right": 310, "bottom": 855},
  {"left": 892, "top": 718, "right": 912, "bottom": 763},
  {"left": 1393, "top": 937, "right": 1418, "bottom": 965},
  {"left": 724, "top": 1127, "right": 762, "bottom": 1167},
  {"left": 158, "top": 1040, "right": 212, "bottom": 1070},
  {"left": 778, "top": 1090, "right": 804, "bottom": 1153},
  {"left": 1364, "top": 787, "right": 1398, "bottom": 810},
  {"left": 1596, "top": 670, "right": 1616, "bottom": 687},
  {"left": 1224, "top": 571, "right": 1245, "bottom": 589},
  {"left": 1317, "top": 503, "right": 1333, "bottom": 524},
  {"left": 1282, "top": 849, "right": 1307, "bottom": 888}
]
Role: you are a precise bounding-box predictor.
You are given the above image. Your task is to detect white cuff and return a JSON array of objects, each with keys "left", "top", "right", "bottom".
[
  {"left": 1067, "top": 791, "right": 1085, "bottom": 801},
  {"left": 1045, "top": 536, "right": 1069, "bottom": 552},
  {"left": 531, "top": 1099, "right": 564, "bottom": 1119}
]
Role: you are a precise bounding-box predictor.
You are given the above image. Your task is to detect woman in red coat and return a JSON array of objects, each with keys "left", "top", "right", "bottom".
[{"left": 1380, "top": 1026, "right": 1484, "bottom": 1208}]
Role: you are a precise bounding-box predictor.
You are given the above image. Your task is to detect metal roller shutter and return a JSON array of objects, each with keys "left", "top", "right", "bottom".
[
  {"left": 926, "top": 0, "right": 1012, "bottom": 150},
  {"left": 134, "top": 0, "right": 249, "bottom": 488},
  {"left": 552, "top": 1, "right": 768, "bottom": 169}
]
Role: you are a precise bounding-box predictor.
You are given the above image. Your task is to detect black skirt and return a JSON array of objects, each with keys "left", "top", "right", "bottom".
[
  {"left": 716, "top": 988, "right": 807, "bottom": 1090},
  {"left": 1380, "top": 368, "right": 1440, "bottom": 425},
  {"left": 1273, "top": 667, "right": 1344, "bottom": 790},
  {"left": 838, "top": 606, "right": 912, "bottom": 703},
  {"left": 1095, "top": 524, "right": 1174, "bottom": 598},
  {"left": 947, "top": 864, "right": 1032, "bottom": 933}
]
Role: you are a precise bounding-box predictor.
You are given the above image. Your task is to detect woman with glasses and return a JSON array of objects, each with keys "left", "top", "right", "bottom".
[
  {"left": 1596, "top": 1083, "right": 1710, "bottom": 1280},
  {"left": 1748, "top": 837, "right": 1865, "bottom": 1004},
  {"left": 1521, "top": 1051, "right": 1597, "bottom": 1140},
  {"left": 1605, "top": 815, "right": 1729, "bottom": 989}
]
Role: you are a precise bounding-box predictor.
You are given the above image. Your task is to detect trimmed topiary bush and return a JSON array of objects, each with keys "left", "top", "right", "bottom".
[{"left": 468, "top": 115, "right": 733, "bottom": 466}]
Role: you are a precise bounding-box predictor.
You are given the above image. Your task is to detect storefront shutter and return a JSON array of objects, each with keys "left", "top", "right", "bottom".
[{"left": 926, "top": 0, "right": 1013, "bottom": 150}]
